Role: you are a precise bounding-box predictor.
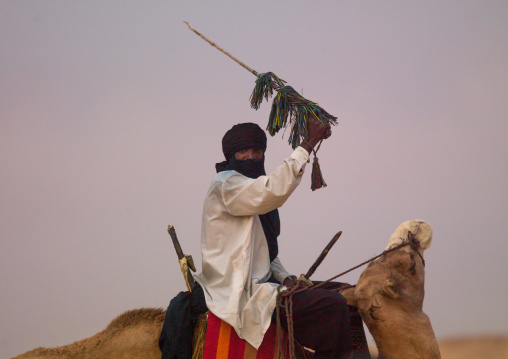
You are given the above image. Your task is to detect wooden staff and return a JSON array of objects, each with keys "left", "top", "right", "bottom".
[
  {"left": 304, "top": 231, "right": 342, "bottom": 280},
  {"left": 184, "top": 21, "right": 259, "bottom": 77}
]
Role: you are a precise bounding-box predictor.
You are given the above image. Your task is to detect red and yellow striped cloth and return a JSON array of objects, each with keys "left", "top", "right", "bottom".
[{"left": 203, "top": 312, "right": 288, "bottom": 359}]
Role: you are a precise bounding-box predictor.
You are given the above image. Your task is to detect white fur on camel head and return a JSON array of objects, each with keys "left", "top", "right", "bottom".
[{"left": 385, "top": 220, "right": 433, "bottom": 252}]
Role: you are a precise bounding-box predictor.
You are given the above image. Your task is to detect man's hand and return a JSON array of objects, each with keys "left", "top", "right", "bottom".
[
  {"left": 301, "top": 114, "right": 332, "bottom": 154},
  {"left": 283, "top": 275, "right": 313, "bottom": 289},
  {"left": 283, "top": 275, "right": 298, "bottom": 289}
]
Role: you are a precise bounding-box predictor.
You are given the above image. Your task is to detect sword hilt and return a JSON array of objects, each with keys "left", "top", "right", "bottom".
[{"left": 168, "top": 225, "right": 196, "bottom": 291}]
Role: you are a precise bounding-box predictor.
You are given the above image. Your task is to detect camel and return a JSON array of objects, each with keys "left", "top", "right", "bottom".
[
  {"left": 11, "top": 308, "right": 166, "bottom": 359},
  {"left": 341, "top": 220, "right": 441, "bottom": 359},
  {"left": 12, "top": 220, "right": 439, "bottom": 359}
]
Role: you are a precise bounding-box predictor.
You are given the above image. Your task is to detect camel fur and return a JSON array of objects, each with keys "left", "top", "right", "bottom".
[
  {"left": 11, "top": 308, "right": 165, "bottom": 359},
  {"left": 341, "top": 220, "right": 441, "bottom": 359}
]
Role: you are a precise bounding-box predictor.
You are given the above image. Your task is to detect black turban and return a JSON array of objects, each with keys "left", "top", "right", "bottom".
[{"left": 221, "top": 122, "right": 267, "bottom": 160}]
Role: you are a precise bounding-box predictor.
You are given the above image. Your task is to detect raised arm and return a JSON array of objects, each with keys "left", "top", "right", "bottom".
[{"left": 221, "top": 147, "right": 309, "bottom": 216}]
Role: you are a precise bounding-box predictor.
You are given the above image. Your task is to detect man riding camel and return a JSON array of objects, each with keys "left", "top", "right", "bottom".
[{"left": 193, "top": 116, "right": 353, "bottom": 359}]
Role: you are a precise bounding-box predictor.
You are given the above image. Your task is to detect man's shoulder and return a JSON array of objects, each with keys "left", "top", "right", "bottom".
[
  {"left": 212, "top": 170, "right": 247, "bottom": 183},
  {"left": 205, "top": 171, "right": 248, "bottom": 203}
]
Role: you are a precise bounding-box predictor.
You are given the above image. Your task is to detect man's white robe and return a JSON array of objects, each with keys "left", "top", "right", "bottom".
[{"left": 194, "top": 147, "right": 309, "bottom": 349}]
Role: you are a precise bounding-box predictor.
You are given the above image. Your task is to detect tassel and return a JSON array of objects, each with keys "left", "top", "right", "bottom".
[
  {"left": 311, "top": 156, "right": 327, "bottom": 191},
  {"left": 249, "top": 72, "right": 336, "bottom": 190},
  {"left": 250, "top": 72, "right": 286, "bottom": 110},
  {"left": 250, "top": 73, "right": 337, "bottom": 147},
  {"left": 264, "top": 85, "right": 337, "bottom": 149}
]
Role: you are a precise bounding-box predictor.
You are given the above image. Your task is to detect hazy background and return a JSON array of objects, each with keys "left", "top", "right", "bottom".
[{"left": 1, "top": 1, "right": 507, "bottom": 358}]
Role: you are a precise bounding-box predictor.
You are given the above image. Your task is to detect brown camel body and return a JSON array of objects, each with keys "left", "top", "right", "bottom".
[
  {"left": 12, "top": 220, "right": 440, "bottom": 359},
  {"left": 11, "top": 308, "right": 165, "bottom": 359}
]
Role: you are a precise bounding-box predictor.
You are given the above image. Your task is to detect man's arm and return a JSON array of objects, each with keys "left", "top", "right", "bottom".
[
  {"left": 270, "top": 257, "right": 295, "bottom": 284},
  {"left": 221, "top": 147, "right": 309, "bottom": 216},
  {"left": 221, "top": 115, "right": 332, "bottom": 216}
]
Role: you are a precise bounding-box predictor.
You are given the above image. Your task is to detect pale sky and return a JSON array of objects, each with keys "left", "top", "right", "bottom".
[{"left": 1, "top": 2, "right": 507, "bottom": 358}]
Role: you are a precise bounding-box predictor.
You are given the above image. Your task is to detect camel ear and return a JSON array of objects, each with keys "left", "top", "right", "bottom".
[
  {"left": 382, "top": 279, "right": 400, "bottom": 299},
  {"left": 415, "top": 221, "right": 433, "bottom": 250}
]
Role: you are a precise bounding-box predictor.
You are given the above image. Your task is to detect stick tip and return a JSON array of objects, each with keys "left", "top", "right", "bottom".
[{"left": 168, "top": 225, "right": 174, "bottom": 231}]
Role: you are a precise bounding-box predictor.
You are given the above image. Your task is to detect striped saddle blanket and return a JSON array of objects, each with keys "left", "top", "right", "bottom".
[
  {"left": 203, "top": 312, "right": 287, "bottom": 359},
  {"left": 202, "top": 308, "right": 371, "bottom": 359}
]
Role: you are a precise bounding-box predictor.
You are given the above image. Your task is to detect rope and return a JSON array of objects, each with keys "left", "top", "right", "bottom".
[{"left": 276, "top": 281, "right": 307, "bottom": 358}]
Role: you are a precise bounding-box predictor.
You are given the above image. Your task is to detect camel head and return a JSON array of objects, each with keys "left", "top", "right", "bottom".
[
  {"left": 384, "top": 219, "right": 433, "bottom": 253},
  {"left": 350, "top": 219, "right": 441, "bottom": 359}
]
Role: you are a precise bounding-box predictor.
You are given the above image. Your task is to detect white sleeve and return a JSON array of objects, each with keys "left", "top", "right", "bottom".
[
  {"left": 270, "top": 257, "right": 294, "bottom": 284},
  {"left": 221, "top": 147, "right": 309, "bottom": 216}
]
